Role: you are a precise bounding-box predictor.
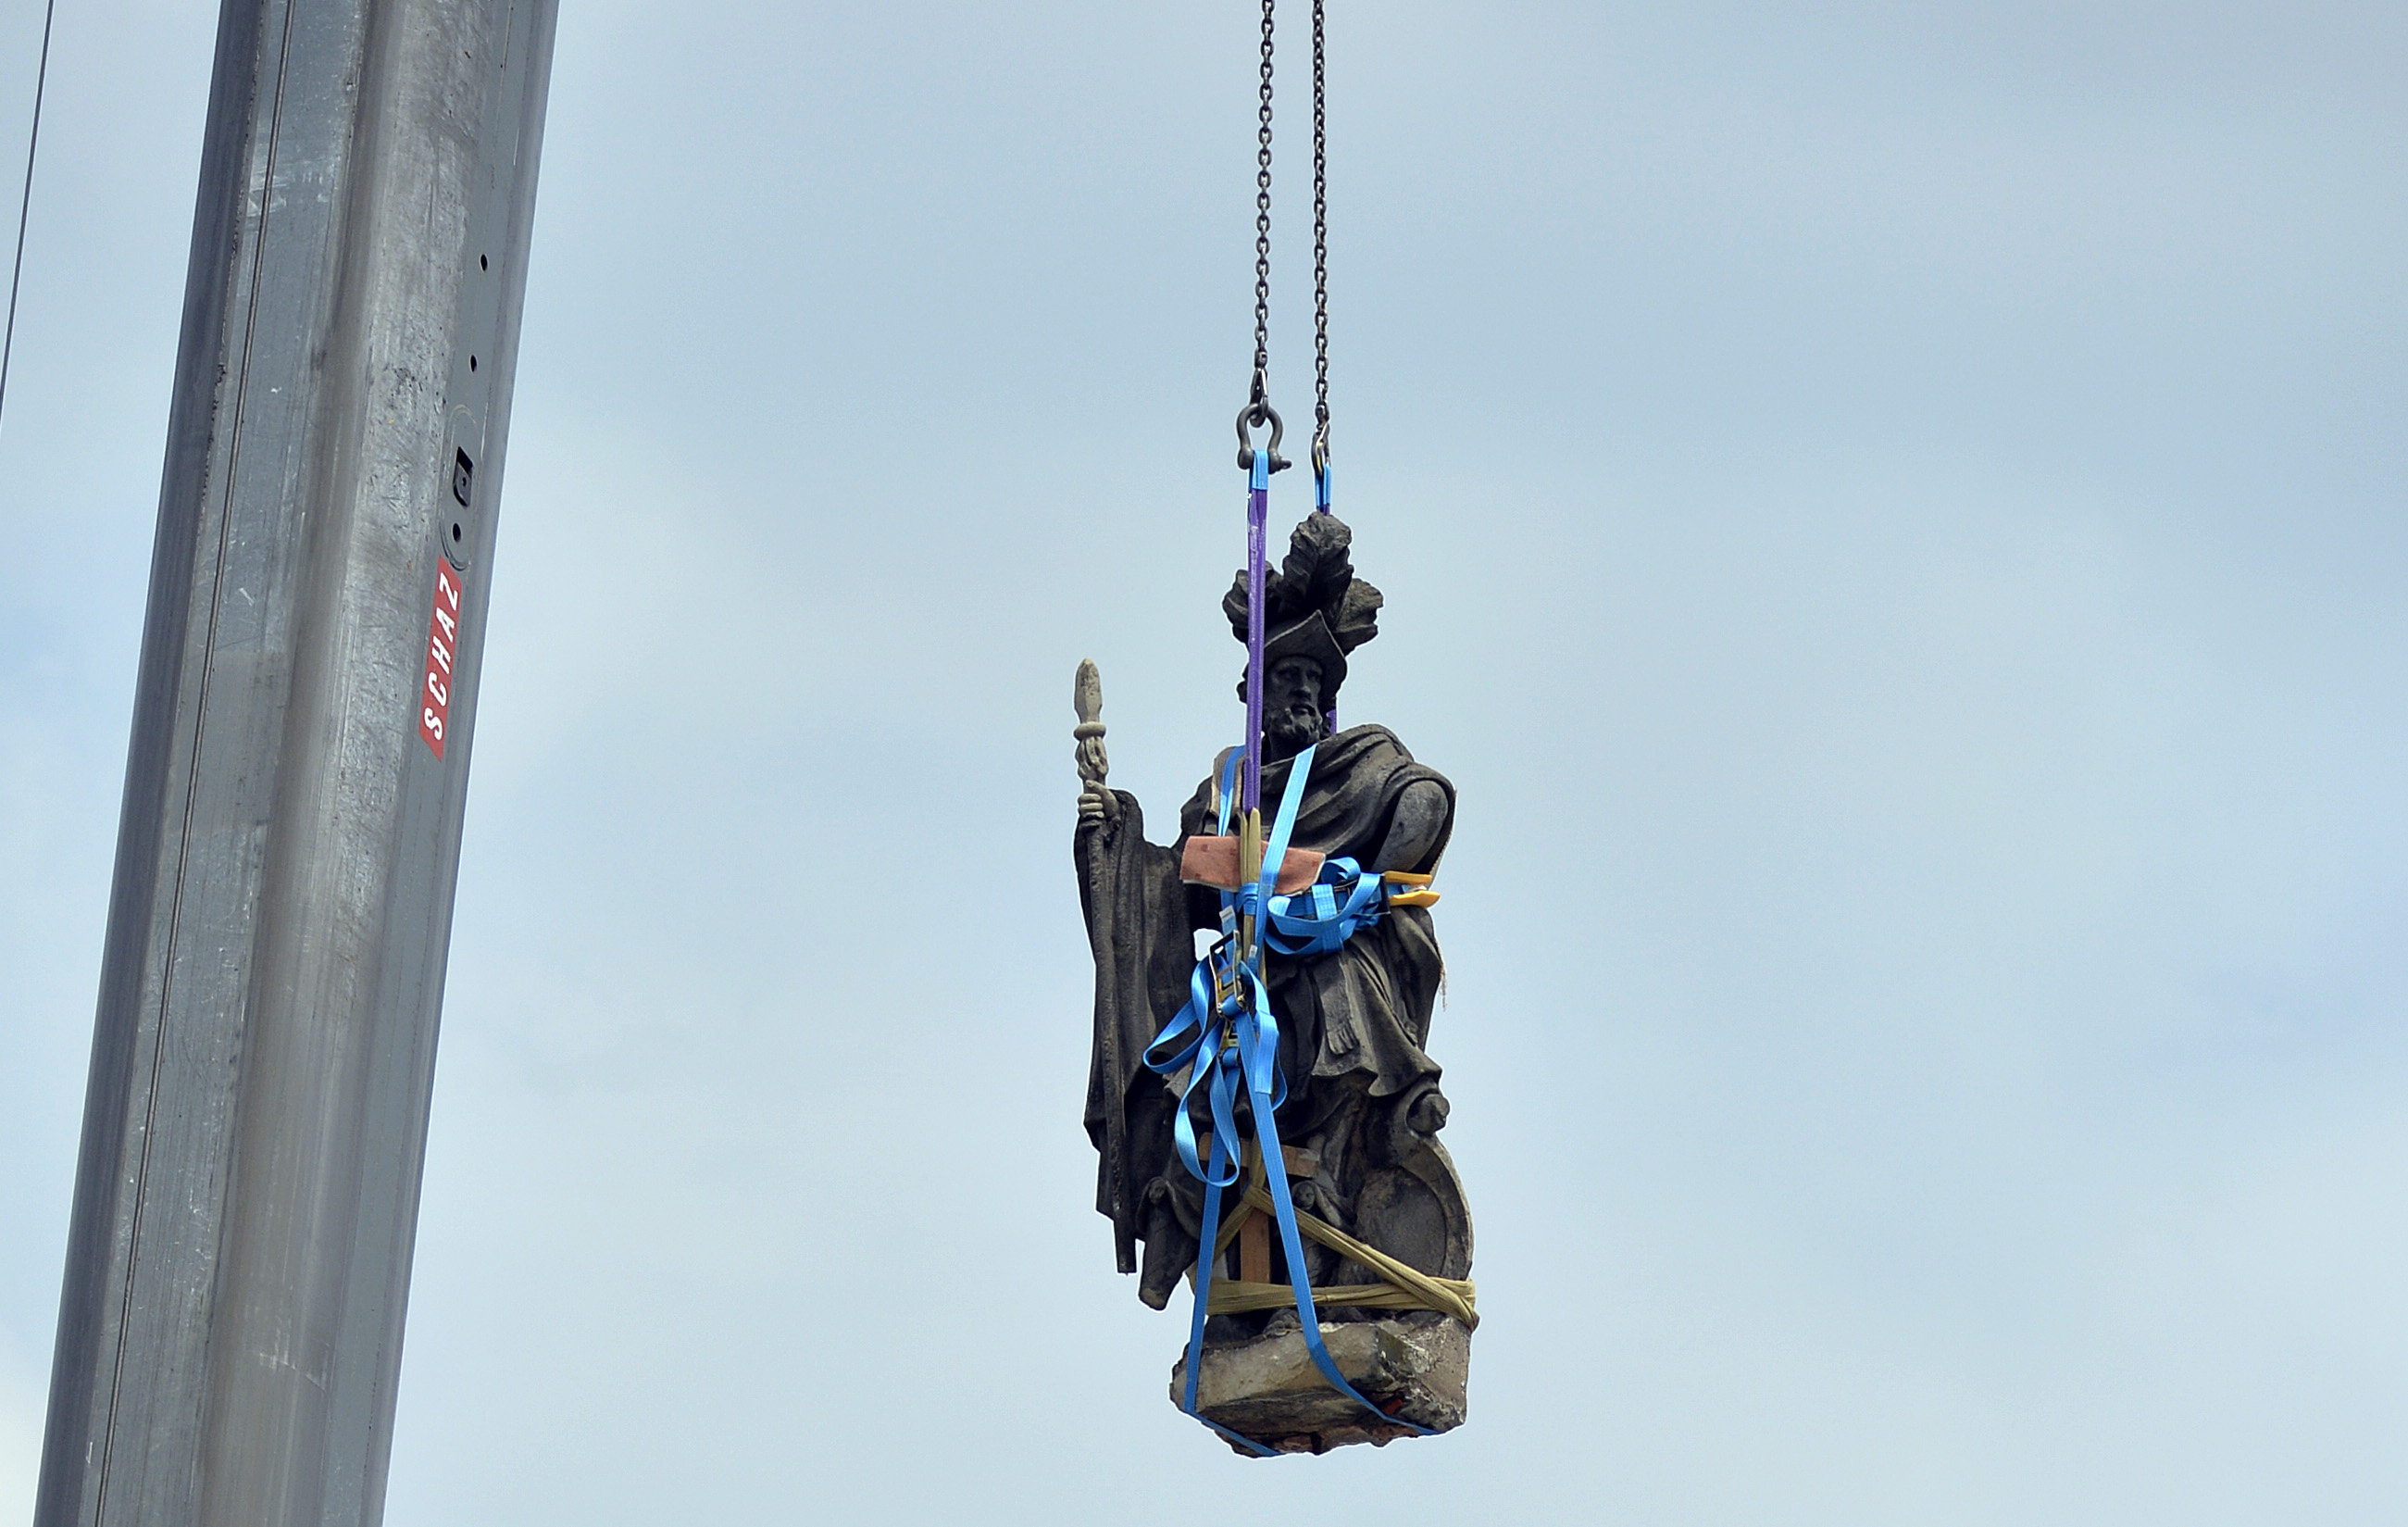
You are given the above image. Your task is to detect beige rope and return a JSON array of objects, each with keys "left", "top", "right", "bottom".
[
  {"left": 1195, "top": 1181, "right": 1478, "bottom": 1330},
  {"left": 1204, "top": 1273, "right": 1478, "bottom": 1320}
]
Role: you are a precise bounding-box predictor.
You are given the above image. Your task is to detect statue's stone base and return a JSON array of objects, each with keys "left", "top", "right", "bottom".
[{"left": 1169, "top": 1317, "right": 1470, "bottom": 1455}]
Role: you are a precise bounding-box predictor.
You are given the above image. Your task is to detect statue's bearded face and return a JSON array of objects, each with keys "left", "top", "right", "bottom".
[{"left": 1263, "top": 656, "right": 1329, "bottom": 757}]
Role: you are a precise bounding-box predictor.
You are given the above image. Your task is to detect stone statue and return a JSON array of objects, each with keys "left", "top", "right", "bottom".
[{"left": 1074, "top": 513, "right": 1474, "bottom": 1454}]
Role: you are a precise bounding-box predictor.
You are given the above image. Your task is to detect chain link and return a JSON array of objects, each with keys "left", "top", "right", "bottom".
[
  {"left": 1235, "top": 0, "right": 1292, "bottom": 471},
  {"left": 1253, "top": 0, "right": 1276, "bottom": 382},
  {"left": 1311, "top": 0, "right": 1329, "bottom": 469}
]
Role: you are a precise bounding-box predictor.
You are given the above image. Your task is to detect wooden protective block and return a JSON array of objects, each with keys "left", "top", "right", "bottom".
[
  {"left": 1179, "top": 835, "right": 1324, "bottom": 893},
  {"left": 1239, "top": 1214, "right": 1272, "bottom": 1284}
]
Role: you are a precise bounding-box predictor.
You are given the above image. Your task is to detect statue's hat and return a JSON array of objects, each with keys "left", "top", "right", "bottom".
[
  {"left": 1224, "top": 513, "right": 1384, "bottom": 704},
  {"left": 1258, "top": 609, "right": 1349, "bottom": 695}
]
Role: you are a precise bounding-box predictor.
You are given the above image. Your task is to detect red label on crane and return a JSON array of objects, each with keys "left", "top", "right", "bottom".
[{"left": 418, "top": 560, "right": 466, "bottom": 759}]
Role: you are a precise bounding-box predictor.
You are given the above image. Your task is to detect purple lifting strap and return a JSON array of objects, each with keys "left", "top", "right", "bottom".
[
  {"left": 1316, "top": 459, "right": 1333, "bottom": 730},
  {"left": 1242, "top": 447, "right": 1270, "bottom": 814}
]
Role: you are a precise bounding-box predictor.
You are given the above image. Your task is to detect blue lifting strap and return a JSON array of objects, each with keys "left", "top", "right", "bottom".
[{"left": 1142, "top": 745, "right": 1438, "bottom": 1454}]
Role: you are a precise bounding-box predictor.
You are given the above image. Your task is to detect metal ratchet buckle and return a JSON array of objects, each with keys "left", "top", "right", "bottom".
[{"left": 1205, "top": 938, "right": 1242, "bottom": 1011}]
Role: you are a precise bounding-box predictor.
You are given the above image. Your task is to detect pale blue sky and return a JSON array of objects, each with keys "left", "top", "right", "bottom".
[{"left": 3, "top": 2, "right": 2404, "bottom": 1521}]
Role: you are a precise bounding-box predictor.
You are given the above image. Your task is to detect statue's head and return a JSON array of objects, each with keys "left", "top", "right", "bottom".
[
  {"left": 1262, "top": 654, "right": 1329, "bottom": 758},
  {"left": 1225, "top": 514, "right": 1384, "bottom": 755}
]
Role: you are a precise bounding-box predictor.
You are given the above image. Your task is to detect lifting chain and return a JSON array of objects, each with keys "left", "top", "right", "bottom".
[
  {"left": 1252, "top": 0, "right": 1276, "bottom": 386},
  {"left": 1236, "top": 0, "right": 1330, "bottom": 482},
  {"left": 1310, "top": 0, "right": 1330, "bottom": 487},
  {"left": 1237, "top": 0, "right": 1289, "bottom": 472}
]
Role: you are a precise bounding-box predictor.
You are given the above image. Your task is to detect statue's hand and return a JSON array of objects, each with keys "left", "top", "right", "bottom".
[{"left": 1077, "top": 780, "right": 1121, "bottom": 834}]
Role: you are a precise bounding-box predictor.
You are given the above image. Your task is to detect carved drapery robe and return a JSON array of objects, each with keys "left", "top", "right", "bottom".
[{"left": 1079, "top": 723, "right": 1455, "bottom": 1306}]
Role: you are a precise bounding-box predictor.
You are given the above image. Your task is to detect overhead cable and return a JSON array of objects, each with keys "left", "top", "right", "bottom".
[{"left": 0, "top": 0, "right": 58, "bottom": 438}]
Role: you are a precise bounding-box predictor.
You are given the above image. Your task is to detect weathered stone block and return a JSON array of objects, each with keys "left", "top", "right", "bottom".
[{"left": 1169, "top": 1316, "right": 1470, "bottom": 1455}]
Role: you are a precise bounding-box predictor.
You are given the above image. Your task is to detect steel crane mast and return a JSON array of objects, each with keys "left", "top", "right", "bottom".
[{"left": 36, "top": 2, "right": 559, "bottom": 1523}]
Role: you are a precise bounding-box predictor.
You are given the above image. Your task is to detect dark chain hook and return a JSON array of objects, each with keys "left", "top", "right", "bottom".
[{"left": 1237, "top": 366, "right": 1290, "bottom": 472}]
